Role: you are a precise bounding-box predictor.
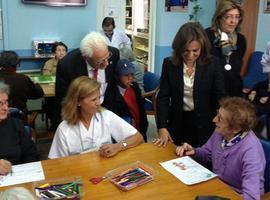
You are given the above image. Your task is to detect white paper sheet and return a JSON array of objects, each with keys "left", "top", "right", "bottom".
[
  {"left": 160, "top": 156, "right": 217, "bottom": 185},
  {"left": 0, "top": 161, "right": 45, "bottom": 187}
]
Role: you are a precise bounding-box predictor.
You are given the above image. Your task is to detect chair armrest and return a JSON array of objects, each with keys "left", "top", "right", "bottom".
[
  {"left": 142, "top": 90, "right": 156, "bottom": 98},
  {"left": 27, "top": 112, "right": 38, "bottom": 127}
]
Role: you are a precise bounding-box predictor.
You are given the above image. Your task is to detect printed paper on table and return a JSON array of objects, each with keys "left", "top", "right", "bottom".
[
  {"left": 0, "top": 161, "right": 45, "bottom": 187},
  {"left": 160, "top": 156, "right": 217, "bottom": 185}
]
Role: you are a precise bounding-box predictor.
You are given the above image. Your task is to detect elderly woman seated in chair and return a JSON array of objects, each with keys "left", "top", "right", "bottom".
[
  {"left": 48, "top": 76, "right": 143, "bottom": 159},
  {"left": 0, "top": 81, "right": 39, "bottom": 175},
  {"left": 176, "top": 97, "right": 266, "bottom": 200}
]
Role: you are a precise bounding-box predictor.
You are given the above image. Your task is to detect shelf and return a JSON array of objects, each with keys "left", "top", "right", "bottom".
[
  {"left": 20, "top": 56, "right": 52, "bottom": 60},
  {"left": 133, "top": 32, "right": 148, "bottom": 39},
  {"left": 126, "top": 0, "right": 150, "bottom": 69},
  {"left": 136, "top": 58, "right": 147, "bottom": 66},
  {"left": 135, "top": 46, "right": 148, "bottom": 52}
]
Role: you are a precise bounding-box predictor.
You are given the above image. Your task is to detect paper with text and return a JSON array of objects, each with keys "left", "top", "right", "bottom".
[
  {"left": 160, "top": 156, "right": 217, "bottom": 185},
  {"left": 0, "top": 161, "right": 45, "bottom": 187}
]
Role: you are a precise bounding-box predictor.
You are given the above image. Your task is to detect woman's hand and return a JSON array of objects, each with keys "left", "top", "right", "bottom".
[
  {"left": 153, "top": 128, "right": 173, "bottom": 147},
  {"left": 99, "top": 144, "right": 121, "bottom": 158},
  {"left": 0, "top": 159, "right": 12, "bottom": 175},
  {"left": 175, "top": 143, "right": 195, "bottom": 157}
]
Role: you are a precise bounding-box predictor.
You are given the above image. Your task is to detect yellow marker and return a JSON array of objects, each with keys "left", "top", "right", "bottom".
[{"left": 39, "top": 183, "right": 50, "bottom": 188}]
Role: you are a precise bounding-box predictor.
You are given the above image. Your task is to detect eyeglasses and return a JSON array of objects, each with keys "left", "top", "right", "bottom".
[
  {"left": 94, "top": 51, "right": 112, "bottom": 66},
  {"left": 215, "top": 109, "right": 226, "bottom": 123},
  {"left": 223, "top": 15, "right": 241, "bottom": 21},
  {"left": 0, "top": 99, "right": 8, "bottom": 107}
]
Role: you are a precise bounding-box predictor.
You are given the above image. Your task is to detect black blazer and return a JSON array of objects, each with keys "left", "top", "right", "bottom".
[
  {"left": 205, "top": 28, "right": 246, "bottom": 97},
  {"left": 156, "top": 57, "right": 226, "bottom": 145},
  {"left": 55, "top": 46, "right": 119, "bottom": 101}
]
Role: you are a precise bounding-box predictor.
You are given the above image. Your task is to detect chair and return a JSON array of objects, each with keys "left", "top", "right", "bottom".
[
  {"left": 8, "top": 108, "right": 37, "bottom": 141},
  {"left": 261, "top": 139, "right": 270, "bottom": 193},
  {"left": 243, "top": 51, "right": 267, "bottom": 89},
  {"left": 142, "top": 71, "right": 160, "bottom": 118},
  {"left": 243, "top": 52, "right": 270, "bottom": 140}
]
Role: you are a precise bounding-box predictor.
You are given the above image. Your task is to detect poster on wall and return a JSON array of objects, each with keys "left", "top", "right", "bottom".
[
  {"left": 264, "top": 0, "right": 270, "bottom": 13},
  {"left": 21, "top": 0, "right": 87, "bottom": 7},
  {"left": 104, "top": 6, "right": 118, "bottom": 18},
  {"left": 165, "top": 0, "right": 188, "bottom": 12}
]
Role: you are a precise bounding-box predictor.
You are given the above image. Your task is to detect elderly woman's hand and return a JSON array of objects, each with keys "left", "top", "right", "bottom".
[
  {"left": 175, "top": 143, "right": 195, "bottom": 157},
  {"left": 153, "top": 128, "right": 173, "bottom": 147},
  {"left": 99, "top": 143, "right": 121, "bottom": 158},
  {"left": 0, "top": 159, "right": 12, "bottom": 175}
]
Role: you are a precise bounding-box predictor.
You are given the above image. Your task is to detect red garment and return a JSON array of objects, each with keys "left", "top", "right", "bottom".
[
  {"left": 93, "top": 68, "right": 98, "bottom": 80},
  {"left": 123, "top": 87, "right": 140, "bottom": 129}
]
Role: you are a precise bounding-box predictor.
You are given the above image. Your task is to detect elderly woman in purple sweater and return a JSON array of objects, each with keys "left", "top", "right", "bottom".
[{"left": 176, "top": 97, "right": 265, "bottom": 200}]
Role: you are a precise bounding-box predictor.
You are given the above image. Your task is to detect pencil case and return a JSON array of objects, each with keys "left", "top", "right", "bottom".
[
  {"left": 105, "top": 161, "right": 155, "bottom": 191},
  {"left": 32, "top": 176, "right": 83, "bottom": 199}
]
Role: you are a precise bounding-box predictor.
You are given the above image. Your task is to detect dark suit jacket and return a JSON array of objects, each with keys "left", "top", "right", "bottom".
[
  {"left": 55, "top": 46, "right": 119, "bottom": 101},
  {"left": 0, "top": 71, "right": 44, "bottom": 115},
  {"left": 156, "top": 57, "right": 225, "bottom": 146},
  {"left": 54, "top": 46, "right": 119, "bottom": 128},
  {"left": 205, "top": 28, "right": 246, "bottom": 97},
  {"left": 103, "top": 81, "right": 148, "bottom": 141}
]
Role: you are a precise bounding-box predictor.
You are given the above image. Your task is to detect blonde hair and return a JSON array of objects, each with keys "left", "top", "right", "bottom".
[
  {"left": 0, "top": 187, "right": 36, "bottom": 200},
  {"left": 211, "top": 0, "right": 244, "bottom": 32},
  {"left": 219, "top": 97, "right": 257, "bottom": 131},
  {"left": 80, "top": 32, "right": 108, "bottom": 58},
  {"left": 61, "top": 76, "right": 100, "bottom": 125}
]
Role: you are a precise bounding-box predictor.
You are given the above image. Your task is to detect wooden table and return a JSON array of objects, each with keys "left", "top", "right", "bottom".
[
  {"left": 27, "top": 74, "right": 55, "bottom": 97},
  {"left": 0, "top": 143, "right": 241, "bottom": 199},
  {"left": 41, "top": 83, "right": 55, "bottom": 97}
]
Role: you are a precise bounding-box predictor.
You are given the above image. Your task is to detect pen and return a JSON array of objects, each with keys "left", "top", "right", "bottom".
[{"left": 10, "top": 166, "right": 13, "bottom": 176}]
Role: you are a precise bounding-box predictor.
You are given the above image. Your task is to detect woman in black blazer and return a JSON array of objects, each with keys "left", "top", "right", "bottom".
[
  {"left": 154, "top": 22, "right": 226, "bottom": 147},
  {"left": 205, "top": 0, "right": 246, "bottom": 97}
]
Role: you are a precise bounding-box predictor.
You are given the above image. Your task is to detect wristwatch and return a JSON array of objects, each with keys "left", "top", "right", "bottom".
[{"left": 122, "top": 142, "right": 128, "bottom": 150}]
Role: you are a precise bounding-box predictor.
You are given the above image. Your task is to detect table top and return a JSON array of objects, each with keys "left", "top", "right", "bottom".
[
  {"left": 41, "top": 84, "right": 55, "bottom": 97},
  {"left": 29, "top": 74, "right": 55, "bottom": 84},
  {"left": 0, "top": 143, "right": 241, "bottom": 199},
  {"left": 27, "top": 74, "right": 55, "bottom": 97}
]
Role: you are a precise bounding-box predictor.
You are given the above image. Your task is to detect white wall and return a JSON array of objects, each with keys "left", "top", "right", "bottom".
[{"left": 96, "top": 0, "right": 125, "bottom": 32}]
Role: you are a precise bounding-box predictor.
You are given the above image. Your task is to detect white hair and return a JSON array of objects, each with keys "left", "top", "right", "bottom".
[
  {"left": 0, "top": 81, "right": 9, "bottom": 95},
  {"left": 0, "top": 187, "right": 36, "bottom": 200},
  {"left": 80, "top": 32, "right": 108, "bottom": 58}
]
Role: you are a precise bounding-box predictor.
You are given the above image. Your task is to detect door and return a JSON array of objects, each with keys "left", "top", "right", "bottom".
[{"left": 240, "top": 0, "right": 259, "bottom": 77}]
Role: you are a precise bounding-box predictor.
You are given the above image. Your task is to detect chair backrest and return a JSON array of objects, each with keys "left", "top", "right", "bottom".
[
  {"left": 261, "top": 139, "right": 270, "bottom": 193},
  {"left": 8, "top": 108, "right": 36, "bottom": 141},
  {"left": 8, "top": 107, "right": 27, "bottom": 122},
  {"left": 143, "top": 71, "right": 160, "bottom": 92},
  {"left": 243, "top": 51, "right": 267, "bottom": 89}
]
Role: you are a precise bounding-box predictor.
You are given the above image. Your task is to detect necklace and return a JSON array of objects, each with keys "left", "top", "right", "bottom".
[{"left": 186, "top": 66, "right": 195, "bottom": 77}]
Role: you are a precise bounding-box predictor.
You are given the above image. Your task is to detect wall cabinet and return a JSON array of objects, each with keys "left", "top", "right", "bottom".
[{"left": 125, "top": 0, "right": 152, "bottom": 68}]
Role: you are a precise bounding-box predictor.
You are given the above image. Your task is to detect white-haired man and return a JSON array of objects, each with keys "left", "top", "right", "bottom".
[{"left": 54, "top": 32, "right": 119, "bottom": 129}]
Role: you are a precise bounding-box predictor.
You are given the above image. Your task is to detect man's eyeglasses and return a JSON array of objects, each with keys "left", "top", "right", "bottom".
[
  {"left": 0, "top": 99, "right": 8, "bottom": 107},
  {"left": 223, "top": 15, "right": 241, "bottom": 21},
  {"left": 94, "top": 51, "right": 112, "bottom": 66}
]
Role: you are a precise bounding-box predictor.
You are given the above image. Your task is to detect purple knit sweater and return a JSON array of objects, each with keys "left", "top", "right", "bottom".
[{"left": 194, "top": 131, "right": 265, "bottom": 200}]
